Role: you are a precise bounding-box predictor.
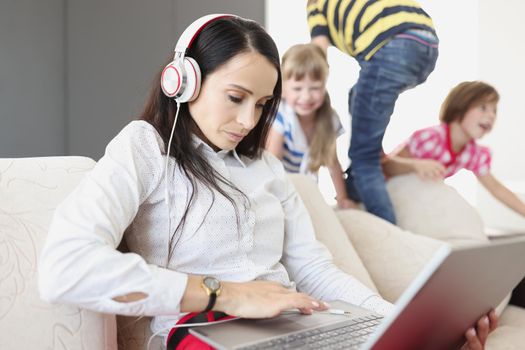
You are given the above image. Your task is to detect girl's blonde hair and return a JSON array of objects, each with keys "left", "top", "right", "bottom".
[
  {"left": 281, "top": 43, "right": 337, "bottom": 172},
  {"left": 440, "top": 81, "right": 499, "bottom": 124}
]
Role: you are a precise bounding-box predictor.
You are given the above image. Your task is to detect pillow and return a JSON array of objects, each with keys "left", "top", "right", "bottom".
[
  {"left": 287, "top": 174, "right": 377, "bottom": 292},
  {"left": 336, "top": 209, "right": 444, "bottom": 302},
  {"left": 387, "top": 174, "right": 489, "bottom": 246},
  {"left": 386, "top": 174, "right": 511, "bottom": 313}
]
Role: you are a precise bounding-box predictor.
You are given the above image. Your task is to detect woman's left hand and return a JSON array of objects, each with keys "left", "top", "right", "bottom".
[{"left": 460, "top": 310, "right": 498, "bottom": 350}]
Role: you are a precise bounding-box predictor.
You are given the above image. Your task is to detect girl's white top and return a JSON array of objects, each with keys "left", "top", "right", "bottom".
[
  {"left": 39, "top": 121, "right": 392, "bottom": 338},
  {"left": 271, "top": 101, "right": 344, "bottom": 177}
]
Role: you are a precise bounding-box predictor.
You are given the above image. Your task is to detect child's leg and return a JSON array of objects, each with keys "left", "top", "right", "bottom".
[
  {"left": 347, "top": 36, "right": 438, "bottom": 224},
  {"left": 344, "top": 166, "right": 362, "bottom": 202},
  {"left": 348, "top": 78, "right": 395, "bottom": 222}
]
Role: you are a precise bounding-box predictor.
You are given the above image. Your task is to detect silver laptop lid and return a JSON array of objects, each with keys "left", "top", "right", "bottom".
[{"left": 364, "top": 236, "right": 525, "bottom": 350}]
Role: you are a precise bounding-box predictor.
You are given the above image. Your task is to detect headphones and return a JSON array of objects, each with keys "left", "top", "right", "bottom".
[
  {"left": 161, "top": 14, "right": 236, "bottom": 241},
  {"left": 160, "top": 14, "right": 235, "bottom": 103}
]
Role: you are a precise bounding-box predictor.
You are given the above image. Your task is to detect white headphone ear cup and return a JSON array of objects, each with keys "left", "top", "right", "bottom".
[
  {"left": 177, "top": 57, "right": 201, "bottom": 103},
  {"left": 161, "top": 61, "right": 183, "bottom": 98}
]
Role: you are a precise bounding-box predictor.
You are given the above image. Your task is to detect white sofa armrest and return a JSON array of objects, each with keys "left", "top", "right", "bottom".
[{"left": 0, "top": 157, "right": 117, "bottom": 350}]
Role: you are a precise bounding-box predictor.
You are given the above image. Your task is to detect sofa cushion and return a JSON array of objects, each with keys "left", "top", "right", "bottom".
[
  {"left": 498, "top": 304, "right": 525, "bottom": 329},
  {"left": 288, "top": 174, "right": 377, "bottom": 292},
  {"left": 387, "top": 174, "right": 515, "bottom": 321},
  {"left": 486, "top": 305, "right": 525, "bottom": 350},
  {"left": 336, "top": 210, "right": 444, "bottom": 303},
  {"left": 117, "top": 315, "right": 158, "bottom": 350},
  {"left": 387, "top": 174, "right": 488, "bottom": 246},
  {"left": 0, "top": 157, "right": 117, "bottom": 350}
]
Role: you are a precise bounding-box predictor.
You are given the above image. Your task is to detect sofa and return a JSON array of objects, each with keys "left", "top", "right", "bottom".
[{"left": 0, "top": 156, "right": 524, "bottom": 349}]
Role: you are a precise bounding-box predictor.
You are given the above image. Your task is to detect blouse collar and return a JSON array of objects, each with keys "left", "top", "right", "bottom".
[{"left": 191, "top": 135, "right": 247, "bottom": 168}]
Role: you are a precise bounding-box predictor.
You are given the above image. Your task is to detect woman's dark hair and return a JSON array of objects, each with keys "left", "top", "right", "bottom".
[{"left": 139, "top": 17, "right": 282, "bottom": 262}]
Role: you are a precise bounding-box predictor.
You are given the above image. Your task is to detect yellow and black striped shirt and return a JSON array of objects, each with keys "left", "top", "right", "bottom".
[{"left": 307, "top": 0, "right": 436, "bottom": 60}]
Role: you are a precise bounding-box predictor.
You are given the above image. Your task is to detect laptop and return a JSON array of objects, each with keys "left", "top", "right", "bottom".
[{"left": 190, "top": 236, "right": 525, "bottom": 350}]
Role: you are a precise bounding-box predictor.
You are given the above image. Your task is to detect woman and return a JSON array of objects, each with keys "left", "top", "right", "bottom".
[{"left": 38, "top": 14, "right": 496, "bottom": 349}]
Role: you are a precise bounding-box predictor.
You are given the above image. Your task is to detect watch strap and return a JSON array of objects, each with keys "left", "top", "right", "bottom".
[{"left": 203, "top": 292, "right": 217, "bottom": 313}]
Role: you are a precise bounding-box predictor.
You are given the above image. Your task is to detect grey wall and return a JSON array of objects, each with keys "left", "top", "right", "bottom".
[
  {"left": 1, "top": 0, "right": 264, "bottom": 160},
  {"left": 66, "top": 0, "right": 175, "bottom": 158},
  {"left": 0, "top": 0, "right": 66, "bottom": 157}
]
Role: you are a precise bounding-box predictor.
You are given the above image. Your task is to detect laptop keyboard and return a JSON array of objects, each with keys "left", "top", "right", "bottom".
[{"left": 237, "top": 314, "right": 383, "bottom": 350}]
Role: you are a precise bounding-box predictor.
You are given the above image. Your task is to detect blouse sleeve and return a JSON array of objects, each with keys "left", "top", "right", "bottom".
[
  {"left": 265, "top": 153, "right": 393, "bottom": 316},
  {"left": 38, "top": 121, "right": 188, "bottom": 316}
]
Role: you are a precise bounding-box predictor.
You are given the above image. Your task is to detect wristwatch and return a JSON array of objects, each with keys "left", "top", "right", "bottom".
[{"left": 201, "top": 276, "right": 222, "bottom": 313}]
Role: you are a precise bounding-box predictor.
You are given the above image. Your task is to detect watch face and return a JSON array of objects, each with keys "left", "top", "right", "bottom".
[{"left": 204, "top": 276, "right": 220, "bottom": 292}]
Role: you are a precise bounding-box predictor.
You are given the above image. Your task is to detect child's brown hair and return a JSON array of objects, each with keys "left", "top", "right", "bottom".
[{"left": 440, "top": 81, "right": 499, "bottom": 124}]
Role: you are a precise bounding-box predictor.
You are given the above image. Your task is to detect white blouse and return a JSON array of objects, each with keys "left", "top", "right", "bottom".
[{"left": 39, "top": 121, "right": 392, "bottom": 337}]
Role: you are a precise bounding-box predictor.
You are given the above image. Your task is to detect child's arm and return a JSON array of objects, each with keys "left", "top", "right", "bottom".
[
  {"left": 265, "top": 129, "right": 285, "bottom": 159},
  {"left": 327, "top": 152, "right": 358, "bottom": 209},
  {"left": 311, "top": 35, "right": 330, "bottom": 56},
  {"left": 477, "top": 173, "right": 525, "bottom": 217},
  {"left": 382, "top": 146, "right": 446, "bottom": 181}
]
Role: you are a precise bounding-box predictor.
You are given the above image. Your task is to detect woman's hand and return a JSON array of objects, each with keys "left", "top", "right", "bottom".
[
  {"left": 413, "top": 159, "right": 446, "bottom": 181},
  {"left": 215, "top": 280, "right": 329, "bottom": 318},
  {"left": 460, "top": 310, "right": 498, "bottom": 350}
]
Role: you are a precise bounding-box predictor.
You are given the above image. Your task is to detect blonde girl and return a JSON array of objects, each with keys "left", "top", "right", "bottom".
[{"left": 266, "top": 43, "right": 356, "bottom": 209}]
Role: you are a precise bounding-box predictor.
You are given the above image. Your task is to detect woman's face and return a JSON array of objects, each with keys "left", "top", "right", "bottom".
[{"left": 189, "top": 51, "right": 278, "bottom": 151}]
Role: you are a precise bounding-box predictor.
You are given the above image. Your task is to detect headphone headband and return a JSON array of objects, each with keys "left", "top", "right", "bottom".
[
  {"left": 174, "top": 14, "right": 234, "bottom": 58},
  {"left": 161, "top": 13, "right": 236, "bottom": 102}
]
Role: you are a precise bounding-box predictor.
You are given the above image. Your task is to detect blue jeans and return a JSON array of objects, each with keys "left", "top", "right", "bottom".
[{"left": 346, "top": 34, "right": 438, "bottom": 224}]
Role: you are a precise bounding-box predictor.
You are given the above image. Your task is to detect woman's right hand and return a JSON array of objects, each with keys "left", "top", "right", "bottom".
[
  {"left": 413, "top": 159, "right": 446, "bottom": 181},
  {"left": 215, "top": 280, "right": 328, "bottom": 318}
]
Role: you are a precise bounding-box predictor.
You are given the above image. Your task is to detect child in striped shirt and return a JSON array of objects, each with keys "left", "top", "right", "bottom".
[
  {"left": 266, "top": 44, "right": 356, "bottom": 209},
  {"left": 384, "top": 81, "right": 525, "bottom": 218}
]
